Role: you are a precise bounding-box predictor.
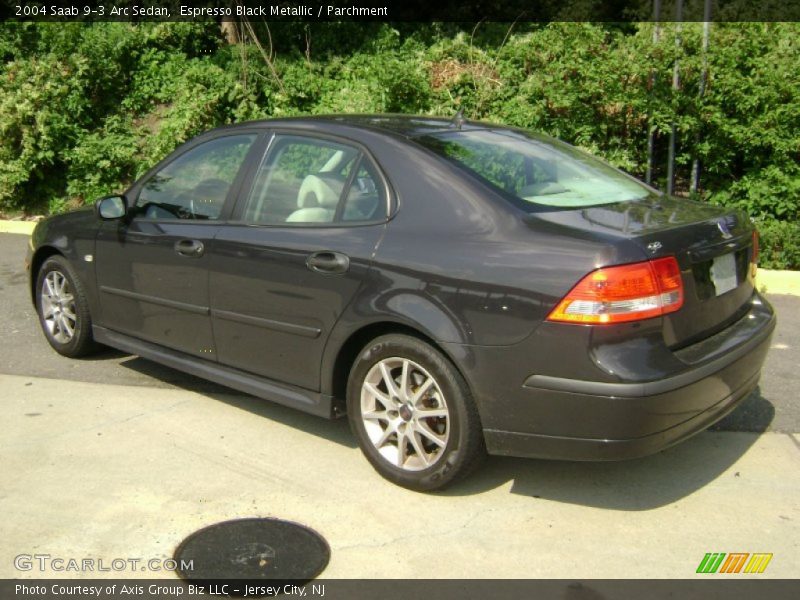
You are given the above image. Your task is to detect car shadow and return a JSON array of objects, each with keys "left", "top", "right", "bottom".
[
  {"left": 116, "top": 354, "right": 357, "bottom": 449},
  {"left": 114, "top": 353, "right": 236, "bottom": 393},
  {"left": 207, "top": 390, "right": 357, "bottom": 449},
  {"left": 709, "top": 386, "right": 777, "bottom": 432},
  {"left": 76, "top": 347, "right": 131, "bottom": 361},
  {"left": 443, "top": 387, "right": 776, "bottom": 509},
  {"left": 113, "top": 351, "right": 776, "bottom": 508}
]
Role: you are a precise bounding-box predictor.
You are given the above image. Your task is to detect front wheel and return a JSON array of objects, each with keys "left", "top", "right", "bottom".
[
  {"left": 35, "top": 255, "right": 98, "bottom": 357},
  {"left": 347, "top": 334, "right": 485, "bottom": 491}
]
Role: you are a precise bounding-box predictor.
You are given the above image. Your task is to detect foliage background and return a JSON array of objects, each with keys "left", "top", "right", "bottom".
[{"left": 0, "top": 21, "right": 797, "bottom": 268}]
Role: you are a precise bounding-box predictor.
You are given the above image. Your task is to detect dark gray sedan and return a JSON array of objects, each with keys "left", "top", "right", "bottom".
[{"left": 26, "top": 115, "right": 775, "bottom": 490}]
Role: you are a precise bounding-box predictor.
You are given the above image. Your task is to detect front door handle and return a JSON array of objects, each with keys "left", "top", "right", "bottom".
[
  {"left": 306, "top": 251, "right": 350, "bottom": 274},
  {"left": 174, "top": 239, "right": 204, "bottom": 258}
]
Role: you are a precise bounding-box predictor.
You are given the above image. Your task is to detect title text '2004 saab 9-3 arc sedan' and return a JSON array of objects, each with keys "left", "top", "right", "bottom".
[{"left": 27, "top": 115, "right": 775, "bottom": 490}]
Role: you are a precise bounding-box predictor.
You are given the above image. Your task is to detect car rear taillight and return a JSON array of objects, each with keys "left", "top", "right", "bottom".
[
  {"left": 547, "top": 256, "right": 684, "bottom": 325},
  {"left": 751, "top": 229, "right": 759, "bottom": 278}
]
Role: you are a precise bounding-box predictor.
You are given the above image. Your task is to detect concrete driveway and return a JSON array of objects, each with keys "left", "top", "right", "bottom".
[{"left": 1, "top": 232, "right": 798, "bottom": 579}]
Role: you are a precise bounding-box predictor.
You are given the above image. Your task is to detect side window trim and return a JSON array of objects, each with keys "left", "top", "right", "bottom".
[
  {"left": 223, "top": 132, "right": 272, "bottom": 222},
  {"left": 333, "top": 154, "right": 364, "bottom": 223},
  {"left": 234, "top": 132, "right": 276, "bottom": 224},
  {"left": 229, "top": 129, "right": 393, "bottom": 227},
  {"left": 128, "top": 130, "right": 267, "bottom": 223},
  {"left": 231, "top": 132, "right": 284, "bottom": 225}
]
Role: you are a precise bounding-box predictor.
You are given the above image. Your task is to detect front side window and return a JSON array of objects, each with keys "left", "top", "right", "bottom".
[
  {"left": 135, "top": 134, "right": 256, "bottom": 220},
  {"left": 416, "top": 129, "right": 650, "bottom": 209},
  {"left": 243, "top": 135, "right": 386, "bottom": 225}
]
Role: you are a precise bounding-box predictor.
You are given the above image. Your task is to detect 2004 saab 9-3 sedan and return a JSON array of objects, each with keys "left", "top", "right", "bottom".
[{"left": 27, "top": 115, "right": 775, "bottom": 490}]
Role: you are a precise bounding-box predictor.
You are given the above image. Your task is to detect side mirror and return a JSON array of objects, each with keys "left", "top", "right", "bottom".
[{"left": 96, "top": 195, "right": 127, "bottom": 220}]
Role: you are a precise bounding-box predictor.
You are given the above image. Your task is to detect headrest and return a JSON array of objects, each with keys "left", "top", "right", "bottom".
[{"left": 297, "top": 174, "right": 344, "bottom": 209}]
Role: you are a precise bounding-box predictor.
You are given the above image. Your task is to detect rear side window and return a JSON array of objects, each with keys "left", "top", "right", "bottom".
[
  {"left": 417, "top": 129, "right": 649, "bottom": 209},
  {"left": 341, "top": 160, "right": 385, "bottom": 222},
  {"left": 243, "top": 135, "right": 386, "bottom": 225},
  {"left": 135, "top": 135, "right": 256, "bottom": 220}
]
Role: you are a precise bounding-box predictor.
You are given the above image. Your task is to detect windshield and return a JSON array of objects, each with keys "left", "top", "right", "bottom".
[{"left": 416, "top": 129, "right": 651, "bottom": 209}]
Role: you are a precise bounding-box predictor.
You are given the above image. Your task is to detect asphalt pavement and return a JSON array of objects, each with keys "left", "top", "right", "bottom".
[{"left": 1, "top": 231, "right": 798, "bottom": 580}]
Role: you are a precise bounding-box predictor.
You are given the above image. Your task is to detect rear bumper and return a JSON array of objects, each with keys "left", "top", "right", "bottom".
[
  {"left": 480, "top": 295, "right": 775, "bottom": 461},
  {"left": 484, "top": 371, "right": 761, "bottom": 461}
]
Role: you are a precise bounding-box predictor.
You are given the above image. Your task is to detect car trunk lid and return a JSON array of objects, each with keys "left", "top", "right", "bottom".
[{"left": 530, "top": 195, "right": 757, "bottom": 347}]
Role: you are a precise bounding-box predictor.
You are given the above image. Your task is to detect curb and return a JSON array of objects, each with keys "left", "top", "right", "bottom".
[
  {"left": 0, "top": 220, "right": 37, "bottom": 235},
  {"left": 755, "top": 269, "right": 800, "bottom": 297},
  {"left": 0, "top": 219, "right": 798, "bottom": 296}
]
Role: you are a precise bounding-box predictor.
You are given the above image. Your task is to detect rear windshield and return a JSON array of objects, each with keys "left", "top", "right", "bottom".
[{"left": 416, "top": 129, "right": 650, "bottom": 209}]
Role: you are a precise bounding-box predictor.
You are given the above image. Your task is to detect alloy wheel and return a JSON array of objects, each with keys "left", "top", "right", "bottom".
[
  {"left": 360, "top": 357, "right": 450, "bottom": 471},
  {"left": 40, "top": 270, "right": 77, "bottom": 344}
]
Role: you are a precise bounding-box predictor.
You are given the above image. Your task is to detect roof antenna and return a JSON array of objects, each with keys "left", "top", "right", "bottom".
[{"left": 451, "top": 108, "right": 465, "bottom": 130}]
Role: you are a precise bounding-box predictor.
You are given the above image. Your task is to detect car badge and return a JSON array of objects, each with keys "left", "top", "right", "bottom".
[
  {"left": 647, "top": 241, "right": 662, "bottom": 253},
  {"left": 717, "top": 220, "right": 733, "bottom": 239}
]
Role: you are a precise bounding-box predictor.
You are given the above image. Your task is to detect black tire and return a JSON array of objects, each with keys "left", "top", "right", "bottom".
[
  {"left": 347, "top": 334, "right": 486, "bottom": 491},
  {"left": 35, "top": 255, "right": 99, "bottom": 358}
]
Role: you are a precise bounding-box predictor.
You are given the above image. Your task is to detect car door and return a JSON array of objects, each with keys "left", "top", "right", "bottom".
[
  {"left": 209, "top": 132, "right": 390, "bottom": 389},
  {"left": 95, "top": 131, "right": 261, "bottom": 358}
]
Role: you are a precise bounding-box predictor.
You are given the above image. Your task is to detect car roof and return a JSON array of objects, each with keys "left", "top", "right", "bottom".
[{"left": 222, "top": 114, "right": 489, "bottom": 139}]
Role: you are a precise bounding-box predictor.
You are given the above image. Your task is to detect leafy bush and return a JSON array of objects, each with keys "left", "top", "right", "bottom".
[
  {"left": 0, "top": 21, "right": 798, "bottom": 268},
  {"left": 66, "top": 115, "right": 139, "bottom": 202},
  {"left": 0, "top": 53, "right": 89, "bottom": 211},
  {"left": 756, "top": 219, "right": 800, "bottom": 271}
]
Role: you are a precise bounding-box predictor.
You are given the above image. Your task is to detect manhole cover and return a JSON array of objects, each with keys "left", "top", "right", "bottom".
[{"left": 175, "top": 518, "right": 329, "bottom": 589}]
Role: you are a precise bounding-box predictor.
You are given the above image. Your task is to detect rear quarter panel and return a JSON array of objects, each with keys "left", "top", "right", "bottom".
[{"left": 356, "top": 137, "right": 647, "bottom": 347}]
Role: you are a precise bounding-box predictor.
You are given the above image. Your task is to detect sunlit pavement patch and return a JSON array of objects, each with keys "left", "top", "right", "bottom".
[
  {"left": 174, "top": 518, "right": 330, "bottom": 594},
  {"left": 0, "top": 220, "right": 36, "bottom": 234},
  {"left": 757, "top": 270, "right": 800, "bottom": 296}
]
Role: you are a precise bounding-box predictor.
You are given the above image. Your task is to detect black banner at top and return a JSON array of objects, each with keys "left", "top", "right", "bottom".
[{"left": 2, "top": 0, "right": 800, "bottom": 22}]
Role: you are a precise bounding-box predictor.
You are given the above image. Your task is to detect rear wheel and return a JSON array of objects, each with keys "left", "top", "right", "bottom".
[
  {"left": 347, "top": 334, "right": 485, "bottom": 491},
  {"left": 35, "top": 255, "right": 98, "bottom": 357}
]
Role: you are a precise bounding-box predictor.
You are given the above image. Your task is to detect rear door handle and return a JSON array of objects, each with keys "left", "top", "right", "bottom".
[
  {"left": 306, "top": 251, "right": 350, "bottom": 274},
  {"left": 174, "top": 239, "right": 204, "bottom": 258}
]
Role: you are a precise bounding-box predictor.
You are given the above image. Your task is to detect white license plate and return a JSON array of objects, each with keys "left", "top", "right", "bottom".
[{"left": 711, "top": 252, "right": 737, "bottom": 296}]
